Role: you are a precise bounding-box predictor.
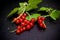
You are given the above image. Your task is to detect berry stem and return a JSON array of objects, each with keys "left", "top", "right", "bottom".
[
  {"left": 43, "top": 15, "right": 50, "bottom": 18},
  {"left": 26, "top": 12, "right": 31, "bottom": 20},
  {"left": 10, "top": 29, "right": 17, "bottom": 33},
  {"left": 12, "top": 6, "right": 26, "bottom": 22}
]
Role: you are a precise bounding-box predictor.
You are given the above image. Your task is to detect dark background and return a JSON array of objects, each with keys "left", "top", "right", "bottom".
[{"left": 0, "top": 0, "right": 60, "bottom": 40}]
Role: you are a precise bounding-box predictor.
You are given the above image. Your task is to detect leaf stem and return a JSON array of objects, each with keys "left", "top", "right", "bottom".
[{"left": 43, "top": 15, "right": 50, "bottom": 18}]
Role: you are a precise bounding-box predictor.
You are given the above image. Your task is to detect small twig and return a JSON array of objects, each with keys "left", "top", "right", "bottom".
[
  {"left": 12, "top": 6, "right": 26, "bottom": 22},
  {"left": 26, "top": 12, "right": 31, "bottom": 19},
  {"left": 44, "top": 15, "right": 50, "bottom": 18},
  {"left": 10, "top": 29, "right": 17, "bottom": 33}
]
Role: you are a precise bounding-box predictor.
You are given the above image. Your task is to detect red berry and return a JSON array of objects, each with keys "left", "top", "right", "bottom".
[
  {"left": 20, "top": 28, "right": 24, "bottom": 32},
  {"left": 19, "top": 18, "right": 23, "bottom": 22},
  {"left": 30, "top": 18, "right": 35, "bottom": 23},
  {"left": 23, "top": 13, "right": 27, "bottom": 17},
  {"left": 21, "top": 16, "right": 25, "bottom": 20},
  {"left": 22, "top": 27, "right": 26, "bottom": 31},
  {"left": 40, "top": 17, "right": 45, "bottom": 21},
  {"left": 39, "top": 23, "right": 43, "bottom": 27},
  {"left": 21, "top": 22, "right": 26, "bottom": 26},
  {"left": 16, "top": 29, "right": 20, "bottom": 34},
  {"left": 38, "top": 16, "right": 45, "bottom": 21},
  {"left": 26, "top": 25, "right": 31, "bottom": 30},
  {"left": 24, "top": 19, "right": 30, "bottom": 24},
  {"left": 15, "top": 19, "right": 20, "bottom": 24},
  {"left": 38, "top": 19, "right": 43, "bottom": 23},
  {"left": 29, "top": 22, "right": 34, "bottom": 27},
  {"left": 42, "top": 24, "right": 46, "bottom": 29},
  {"left": 39, "top": 23, "right": 46, "bottom": 28},
  {"left": 38, "top": 16, "right": 40, "bottom": 20},
  {"left": 17, "top": 26, "right": 21, "bottom": 30}
]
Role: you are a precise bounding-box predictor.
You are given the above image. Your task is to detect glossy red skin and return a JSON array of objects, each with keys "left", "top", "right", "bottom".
[
  {"left": 30, "top": 18, "right": 35, "bottom": 23},
  {"left": 38, "top": 16, "right": 45, "bottom": 21},
  {"left": 29, "top": 22, "right": 34, "bottom": 27},
  {"left": 26, "top": 25, "right": 31, "bottom": 30},
  {"left": 16, "top": 29, "right": 20, "bottom": 34},
  {"left": 15, "top": 19, "right": 20, "bottom": 24},
  {"left": 39, "top": 23, "right": 43, "bottom": 27},
  {"left": 38, "top": 19, "right": 43, "bottom": 23},
  {"left": 42, "top": 24, "right": 46, "bottom": 29},
  {"left": 38, "top": 20, "right": 46, "bottom": 29},
  {"left": 24, "top": 19, "right": 30, "bottom": 25},
  {"left": 22, "top": 27, "right": 26, "bottom": 31},
  {"left": 40, "top": 17, "right": 45, "bottom": 21},
  {"left": 38, "top": 16, "right": 41, "bottom": 20},
  {"left": 21, "top": 22, "right": 26, "bottom": 27},
  {"left": 21, "top": 16, "right": 25, "bottom": 20},
  {"left": 17, "top": 26, "right": 21, "bottom": 30},
  {"left": 23, "top": 13, "right": 27, "bottom": 17},
  {"left": 38, "top": 17, "right": 46, "bottom": 29},
  {"left": 20, "top": 28, "right": 24, "bottom": 33},
  {"left": 19, "top": 18, "right": 23, "bottom": 22}
]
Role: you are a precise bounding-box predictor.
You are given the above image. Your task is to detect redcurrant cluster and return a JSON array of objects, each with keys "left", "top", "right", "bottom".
[
  {"left": 38, "top": 16, "right": 46, "bottom": 29},
  {"left": 13, "top": 13, "right": 35, "bottom": 34}
]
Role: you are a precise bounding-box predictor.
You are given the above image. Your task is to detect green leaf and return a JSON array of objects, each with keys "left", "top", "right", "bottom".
[
  {"left": 19, "top": 2, "right": 25, "bottom": 7},
  {"left": 19, "top": 2, "right": 27, "bottom": 7},
  {"left": 50, "top": 10, "right": 60, "bottom": 20},
  {"left": 39, "top": 7, "right": 48, "bottom": 11},
  {"left": 18, "top": 2, "right": 27, "bottom": 14},
  {"left": 39, "top": 7, "right": 53, "bottom": 12},
  {"left": 26, "top": 13, "right": 41, "bottom": 21},
  {"left": 7, "top": 7, "right": 19, "bottom": 17},
  {"left": 18, "top": 7, "right": 24, "bottom": 14},
  {"left": 26, "top": 0, "right": 42, "bottom": 11}
]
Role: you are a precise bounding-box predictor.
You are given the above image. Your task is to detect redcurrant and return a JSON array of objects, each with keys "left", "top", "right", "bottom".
[
  {"left": 24, "top": 19, "right": 30, "bottom": 25},
  {"left": 19, "top": 18, "right": 23, "bottom": 22},
  {"left": 15, "top": 19, "right": 20, "bottom": 24},
  {"left": 30, "top": 18, "right": 35, "bottom": 23},
  {"left": 26, "top": 25, "right": 31, "bottom": 30},
  {"left": 23, "top": 13, "right": 27, "bottom": 17},
  {"left": 16, "top": 29, "right": 20, "bottom": 34},
  {"left": 21, "top": 22, "right": 26, "bottom": 27}
]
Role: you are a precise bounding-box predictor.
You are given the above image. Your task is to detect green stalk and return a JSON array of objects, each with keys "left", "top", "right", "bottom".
[
  {"left": 26, "top": 12, "right": 31, "bottom": 20},
  {"left": 19, "top": 6, "right": 26, "bottom": 17},
  {"left": 44, "top": 15, "right": 50, "bottom": 18}
]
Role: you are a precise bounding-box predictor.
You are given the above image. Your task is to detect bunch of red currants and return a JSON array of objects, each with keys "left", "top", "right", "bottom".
[
  {"left": 13, "top": 13, "right": 46, "bottom": 35},
  {"left": 13, "top": 13, "right": 35, "bottom": 34},
  {"left": 38, "top": 16, "right": 46, "bottom": 29}
]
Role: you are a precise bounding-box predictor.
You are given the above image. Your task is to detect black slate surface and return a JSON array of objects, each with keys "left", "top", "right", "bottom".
[{"left": 0, "top": 0, "right": 60, "bottom": 40}]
